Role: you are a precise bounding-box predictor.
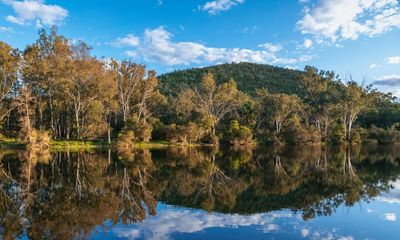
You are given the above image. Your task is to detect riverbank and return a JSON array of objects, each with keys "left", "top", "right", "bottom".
[
  {"left": 0, "top": 139, "right": 215, "bottom": 150},
  {"left": 0, "top": 138, "right": 392, "bottom": 151}
]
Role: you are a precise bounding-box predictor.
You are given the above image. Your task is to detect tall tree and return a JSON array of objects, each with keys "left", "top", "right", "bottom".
[
  {"left": 258, "top": 91, "right": 301, "bottom": 133},
  {"left": 62, "top": 42, "right": 104, "bottom": 139},
  {"left": 22, "top": 27, "right": 72, "bottom": 134},
  {"left": 137, "top": 70, "right": 161, "bottom": 123},
  {"left": 194, "top": 73, "right": 245, "bottom": 134},
  {"left": 98, "top": 68, "right": 118, "bottom": 144},
  {"left": 12, "top": 87, "right": 35, "bottom": 145},
  {"left": 300, "top": 66, "right": 341, "bottom": 138},
  {"left": 0, "top": 41, "right": 19, "bottom": 122},
  {"left": 111, "top": 60, "right": 145, "bottom": 125},
  {"left": 341, "top": 80, "right": 371, "bottom": 140}
]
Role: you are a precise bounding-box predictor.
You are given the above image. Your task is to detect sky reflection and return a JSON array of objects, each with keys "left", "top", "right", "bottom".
[{"left": 92, "top": 181, "right": 400, "bottom": 240}]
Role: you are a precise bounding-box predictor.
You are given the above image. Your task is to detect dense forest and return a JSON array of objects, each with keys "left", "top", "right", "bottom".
[{"left": 1, "top": 28, "right": 400, "bottom": 148}]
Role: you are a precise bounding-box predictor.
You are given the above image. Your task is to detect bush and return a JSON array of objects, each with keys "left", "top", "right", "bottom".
[
  {"left": 329, "top": 124, "right": 346, "bottom": 144},
  {"left": 281, "top": 116, "right": 321, "bottom": 145},
  {"left": 18, "top": 128, "right": 51, "bottom": 149},
  {"left": 367, "top": 125, "right": 400, "bottom": 144},
  {"left": 157, "top": 122, "right": 205, "bottom": 145},
  {"left": 126, "top": 115, "right": 153, "bottom": 143},
  {"left": 223, "top": 120, "right": 254, "bottom": 146},
  {"left": 202, "top": 133, "right": 220, "bottom": 145},
  {"left": 116, "top": 130, "right": 135, "bottom": 148},
  {"left": 350, "top": 130, "right": 362, "bottom": 144},
  {"left": 178, "top": 122, "right": 206, "bottom": 144}
]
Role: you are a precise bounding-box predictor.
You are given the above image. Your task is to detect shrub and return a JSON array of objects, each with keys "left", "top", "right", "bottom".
[
  {"left": 223, "top": 120, "right": 253, "bottom": 146},
  {"left": 367, "top": 125, "right": 400, "bottom": 144},
  {"left": 281, "top": 116, "right": 321, "bottom": 145},
  {"left": 126, "top": 115, "right": 153, "bottom": 143},
  {"left": 202, "top": 133, "right": 220, "bottom": 145},
  {"left": 329, "top": 124, "right": 346, "bottom": 144},
  {"left": 350, "top": 130, "right": 362, "bottom": 144},
  {"left": 116, "top": 130, "right": 135, "bottom": 148},
  {"left": 157, "top": 122, "right": 205, "bottom": 145},
  {"left": 178, "top": 122, "right": 206, "bottom": 145}
]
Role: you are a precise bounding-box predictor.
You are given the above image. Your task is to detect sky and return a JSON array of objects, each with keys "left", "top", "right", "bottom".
[{"left": 0, "top": 0, "right": 400, "bottom": 95}]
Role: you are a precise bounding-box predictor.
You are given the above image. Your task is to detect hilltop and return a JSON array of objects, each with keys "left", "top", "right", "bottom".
[{"left": 158, "top": 62, "right": 305, "bottom": 97}]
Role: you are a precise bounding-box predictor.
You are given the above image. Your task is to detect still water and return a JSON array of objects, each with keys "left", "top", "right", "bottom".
[{"left": 1, "top": 145, "right": 400, "bottom": 239}]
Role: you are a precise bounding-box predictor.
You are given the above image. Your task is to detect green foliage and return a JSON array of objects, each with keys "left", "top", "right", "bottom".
[
  {"left": 126, "top": 115, "right": 153, "bottom": 143},
  {"left": 329, "top": 124, "right": 346, "bottom": 144},
  {"left": 117, "top": 130, "right": 135, "bottom": 148},
  {"left": 156, "top": 122, "right": 206, "bottom": 145},
  {"left": 281, "top": 115, "right": 321, "bottom": 145},
  {"left": 350, "top": 129, "right": 362, "bottom": 144},
  {"left": 158, "top": 62, "right": 305, "bottom": 97},
  {"left": 367, "top": 124, "right": 400, "bottom": 144},
  {"left": 223, "top": 120, "right": 253, "bottom": 146}
]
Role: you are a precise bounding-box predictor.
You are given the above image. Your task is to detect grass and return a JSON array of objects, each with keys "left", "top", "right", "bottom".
[
  {"left": 0, "top": 137, "right": 25, "bottom": 149},
  {"left": 50, "top": 140, "right": 108, "bottom": 149},
  {"left": 0, "top": 138, "right": 214, "bottom": 150}
]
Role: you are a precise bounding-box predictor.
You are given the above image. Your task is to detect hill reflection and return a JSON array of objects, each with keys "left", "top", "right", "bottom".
[{"left": 1, "top": 145, "right": 399, "bottom": 239}]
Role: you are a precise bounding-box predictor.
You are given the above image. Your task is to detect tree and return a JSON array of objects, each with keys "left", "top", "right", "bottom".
[
  {"left": 22, "top": 27, "right": 72, "bottom": 132},
  {"left": 111, "top": 60, "right": 145, "bottom": 124},
  {"left": 12, "top": 87, "right": 35, "bottom": 146},
  {"left": 0, "top": 41, "right": 19, "bottom": 123},
  {"left": 62, "top": 43, "right": 105, "bottom": 139},
  {"left": 194, "top": 73, "right": 245, "bottom": 134},
  {"left": 98, "top": 69, "right": 118, "bottom": 144},
  {"left": 258, "top": 91, "right": 301, "bottom": 133},
  {"left": 172, "top": 88, "right": 197, "bottom": 121},
  {"left": 340, "top": 80, "right": 371, "bottom": 141},
  {"left": 136, "top": 70, "right": 163, "bottom": 123},
  {"left": 300, "top": 66, "right": 341, "bottom": 138}
]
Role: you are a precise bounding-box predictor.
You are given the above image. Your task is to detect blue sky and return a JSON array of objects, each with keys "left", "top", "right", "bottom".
[{"left": 1, "top": 0, "right": 400, "bottom": 95}]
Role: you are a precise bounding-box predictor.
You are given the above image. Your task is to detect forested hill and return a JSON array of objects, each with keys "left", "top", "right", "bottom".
[{"left": 158, "top": 62, "right": 305, "bottom": 96}]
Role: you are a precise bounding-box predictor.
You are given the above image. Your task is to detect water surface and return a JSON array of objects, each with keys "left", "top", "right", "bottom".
[{"left": 1, "top": 145, "right": 399, "bottom": 239}]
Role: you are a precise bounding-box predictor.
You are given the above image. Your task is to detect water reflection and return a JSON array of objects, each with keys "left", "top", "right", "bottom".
[{"left": 0, "top": 145, "right": 399, "bottom": 239}]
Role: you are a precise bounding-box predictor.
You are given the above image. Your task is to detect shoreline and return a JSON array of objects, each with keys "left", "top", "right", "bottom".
[{"left": 0, "top": 139, "right": 398, "bottom": 150}]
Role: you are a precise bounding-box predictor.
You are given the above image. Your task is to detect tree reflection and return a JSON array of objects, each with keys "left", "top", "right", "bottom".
[{"left": 0, "top": 145, "right": 400, "bottom": 239}]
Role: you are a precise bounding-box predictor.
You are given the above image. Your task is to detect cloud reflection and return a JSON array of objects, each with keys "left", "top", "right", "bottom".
[{"left": 111, "top": 206, "right": 355, "bottom": 240}]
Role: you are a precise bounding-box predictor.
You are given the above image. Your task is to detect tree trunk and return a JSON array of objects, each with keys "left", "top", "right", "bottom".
[
  {"left": 75, "top": 110, "right": 80, "bottom": 139},
  {"left": 108, "top": 127, "right": 111, "bottom": 144}
]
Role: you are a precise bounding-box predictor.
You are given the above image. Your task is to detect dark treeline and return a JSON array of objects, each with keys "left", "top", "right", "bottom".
[
  {"left": 1, "top": 145, "right": 400, "bottom": 239},
  {"left": 1, "top": 28, "right": 400, "bottom": 147}
]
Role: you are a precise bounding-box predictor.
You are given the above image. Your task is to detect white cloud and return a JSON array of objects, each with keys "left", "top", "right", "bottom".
[
  {"left": 262, "top": 223, "right": 279, "bottom": 232},
  {"left": 114, "top": 209, "right": 275, "bottom": 240},
  {"left": 386, "top": 56, "right": 400, "bottom": 64},
  {"left": 111, "top": 206, "right": 358, "bottom": 240},
  {"left": 303, "top": 39, "right": 313, "bottom": 48},
  {"left": 301, "top": 228, "right": 310, "bottom": 237},
  {"left": 338, "top": 237, "right": 354, "bottom": 240},
  {"left": 258, "top": 43, "right": 283, "bottom": 52},
  {"left": 113, "top": 26, "right": 311, "bottom": 66},
  {"left": 373, "top": 75, "right": 400, "bottom": 97},
  {"left": 378, "top": 179, "right": 400, "bottom": 203},
  {"left": 241, "top": 25, "right": 261, "bottom": 34},
  {"left": 112, "top": 34, "right": 140, "bottom": 47},
  {"left": 0, "top": 25, "right": 12, "bottom": 31},
  {"left": 373, "top": 74, "right": 400, "bottom": 86},
  {"left": 297, "top": 0, "right": 400, "bottom": 43},
  {"left": 2, "top": 0, "right": 68, "bottom": 26},
  {"left": 369, "top": 63, "right": 380, "bottom": 69},
  {"left": 384, "top": 213, "right": 397, "bottom": 221},
  {"left": 201, "top": 0, "right": 245, "bottom": 15}
]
